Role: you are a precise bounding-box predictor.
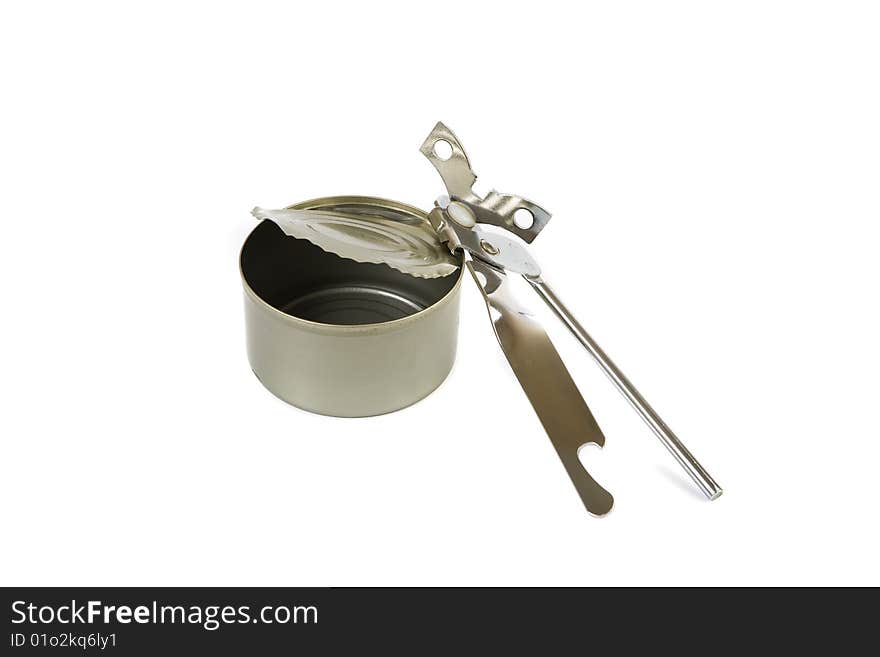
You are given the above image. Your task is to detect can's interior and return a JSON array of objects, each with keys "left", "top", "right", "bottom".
[{"left": 241, "top": 220, "right": 460, "bottom": 325}]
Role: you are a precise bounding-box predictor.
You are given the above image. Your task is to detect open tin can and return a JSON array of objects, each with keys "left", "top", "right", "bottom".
[{"left": 240, "top": 196, "right": 465, "bottom": 417}]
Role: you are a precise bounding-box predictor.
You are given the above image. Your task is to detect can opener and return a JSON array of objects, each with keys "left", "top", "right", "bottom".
[{"left": 420, "top": 122, "right": 722, "bottom": 516}]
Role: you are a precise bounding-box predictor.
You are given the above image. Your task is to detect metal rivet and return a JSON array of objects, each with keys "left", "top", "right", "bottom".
[{"left": 480, "top": 239, "right": 500, "bottom": 256}]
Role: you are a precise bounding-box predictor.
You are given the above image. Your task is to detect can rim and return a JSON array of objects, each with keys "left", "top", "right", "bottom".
[{"left": 239, "top": 195, "right": 465, "bottom": 334}]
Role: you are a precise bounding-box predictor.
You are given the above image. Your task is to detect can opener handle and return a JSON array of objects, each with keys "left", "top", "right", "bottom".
[{"left": 421, "top": 122, "right": 722, "bottom": 513}]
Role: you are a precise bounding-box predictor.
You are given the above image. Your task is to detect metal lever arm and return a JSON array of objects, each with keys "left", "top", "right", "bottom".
[
  {"left": 420, "top": 122, "right": 551, "bottom": 243},
  {"left": 526, "top": 277, "right": 723, "bottom": 500},
  {"left": 469, "top": 258, "right": 614, "bottom": 516}
]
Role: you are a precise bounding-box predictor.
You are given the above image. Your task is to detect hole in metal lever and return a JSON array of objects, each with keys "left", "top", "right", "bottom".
[
  {"left": 432, "top": 139, "right": 453, "bottom": 161},
  {"left": 513, "top": 208, "right": 535, "bottom": 230}
]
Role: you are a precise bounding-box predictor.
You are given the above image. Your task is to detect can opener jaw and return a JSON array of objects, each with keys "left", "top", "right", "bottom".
[{"left": 421, "top": 122, "right": 723, "bottom": 516}]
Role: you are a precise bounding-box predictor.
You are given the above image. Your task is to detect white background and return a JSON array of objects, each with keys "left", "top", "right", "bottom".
[{"left": 2, "top": 2, "right": 878, "bottom": 586}]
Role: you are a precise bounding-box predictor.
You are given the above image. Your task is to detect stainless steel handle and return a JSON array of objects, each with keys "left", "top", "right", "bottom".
[
  {"left": 526, "top": 277, "right": 723, "bottom": 501},
  {"left": 470, "top": 259, "right": 614, "bottom": 516}
]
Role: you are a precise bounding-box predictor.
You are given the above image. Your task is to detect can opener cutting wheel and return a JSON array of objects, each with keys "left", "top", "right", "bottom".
[{"left": 421, "top": 122, "right": 722, "bottom": 516}]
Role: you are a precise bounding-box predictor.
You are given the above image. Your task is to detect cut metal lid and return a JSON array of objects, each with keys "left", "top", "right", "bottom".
[{"left": 251, "top": 206, "right": 460, "bottom": 279}]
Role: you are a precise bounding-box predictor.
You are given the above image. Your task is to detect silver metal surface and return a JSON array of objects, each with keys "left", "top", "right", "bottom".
[
  {"left": 280, "top": 285, "right": 425, "bottom": 325},
  {"left": 251, "top": 205, "right": 459, "bottom": 279},
  {"left": 241, "top": 196, "right": 464, "bottom": 417},
  {"left": 468, "top": 258, "right": 614, "bottom": 516},
  {"left": 427, "top": 204, "right": 542, "bottom": 278},
  {"left": 526, "top": 277, "right": 723, "bottom": 500},
  {"left": 420, "top": 122, "right": 551, "bottom": 243},
  {"left": 421, "top": 121, "right": 723, "bottom": 507}
]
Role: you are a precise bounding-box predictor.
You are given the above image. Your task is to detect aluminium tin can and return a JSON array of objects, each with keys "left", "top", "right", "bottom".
[{"left": 240, "top": 196, "right": 464, "bottom": 417}]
